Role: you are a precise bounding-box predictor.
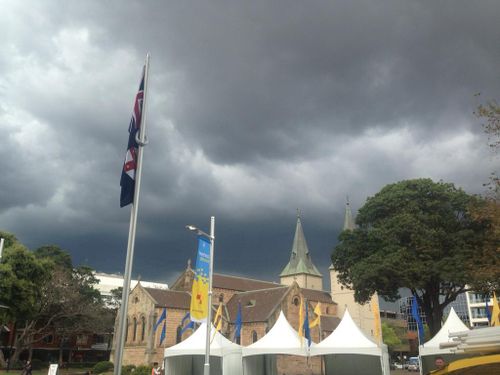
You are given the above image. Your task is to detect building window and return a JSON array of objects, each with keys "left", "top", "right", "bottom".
[
  {"left": 292, "top": 296, "right": 300, "bottom": 306},
  {"left": 252, "top": 331, "right": 258, "bottom": 343},
  {"left": 236, "top": 334, "right": 241, "bottom": 345},
  {"left": 125, "top": 318, "right": 129, "bottom": 342},
  {"left": 176, "top": 326, "right": 182, "bottom": 343},
  {"left": 141, "top": 316, "right": 146, "bottom": 342},
  {"left": 76, "top": 335, "right": 87, "bottom": 345},
  {"left": 133, "top": 317, "right": 137, "bottom": 341},
  {"left": 43, "top": 334, "right": 54, "bottom": 344}
]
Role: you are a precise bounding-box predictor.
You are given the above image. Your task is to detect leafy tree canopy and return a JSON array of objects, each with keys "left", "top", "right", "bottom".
[
  {"left": 34, "top": 245, "right": 73, "bottom": 270},
  {"left": 331, "top": 179, "right": 494, "bottom": 335}
]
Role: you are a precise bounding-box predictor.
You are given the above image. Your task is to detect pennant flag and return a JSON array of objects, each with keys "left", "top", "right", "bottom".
[
  {"left": 491, "top": 292, "right": 500, "bottom": 326},
  {"left": 309, "top": 302, "right": 322, "bottom": 328},
  {"left": 190, "top": 236, "right": 211, "bottom": 322},
  {"left": 180, "top": 312, "right": 195, "bottom": 335},
  {"left": 213, "top": 303, "right": 223, "bottom": 331},
  {"left": 211, "top": 303, "right": 223, "bottom": 343},
  {"left": 233, "top": 302, "right": 242, "bottom": 342},
  {"left": 159, "top": 320, "right": 166, "bottom": 345},
  {"left": 303, "top": 300, "right": 312, "bottom": 348},
  {"left": 411, "top": 295, "right": 425, "bottom": 345},
  {"left": 154, "top": 308, "right": 167, "bottom": 331},
  {"left": 298, "top": 297, "right": 304, "bottom": 345},
  {"left": 372, "top": 296, "right": 382, "bottom": 343},
  {"left": 120, "top": 67, "right": 145, "bottom": 207},
  {"left": 485, "top": 296, "right": 492, "bottom": 323}
]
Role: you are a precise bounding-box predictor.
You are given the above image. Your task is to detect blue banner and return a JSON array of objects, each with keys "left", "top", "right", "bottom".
[{"left": 190, "top": 236, "right": 211, "bottom": 322}]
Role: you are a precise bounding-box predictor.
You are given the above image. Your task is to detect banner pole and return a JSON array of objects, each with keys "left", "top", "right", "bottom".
[{"left": 203, "top": 216, "right": 215, "bottom": 375}]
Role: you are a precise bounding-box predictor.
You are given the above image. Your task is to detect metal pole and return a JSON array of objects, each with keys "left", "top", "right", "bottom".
[
  {"left": 203, "top": 216, "right": 215, "bottom": 375},
  {"left": 0, "top": 238, "right": 4, "bottom": 260},
  {"left": 114, "top": 53, "right": 151, "bottom": 375}
]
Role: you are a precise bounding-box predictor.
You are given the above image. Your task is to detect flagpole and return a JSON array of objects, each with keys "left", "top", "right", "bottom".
[
  {"left": 204, "top": 216, "right": 215, "bottom": 375},
  {"left": 114, "top": 53, "right": 151, "bottom": 375}
]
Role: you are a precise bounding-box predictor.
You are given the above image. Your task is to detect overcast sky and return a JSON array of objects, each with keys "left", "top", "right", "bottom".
[{"left": 1, "top": 1, "right": 498, "bottom": 289}]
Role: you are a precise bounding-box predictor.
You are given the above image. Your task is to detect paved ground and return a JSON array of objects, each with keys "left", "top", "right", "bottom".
[{"left": 391, "top": 370, "right": 420, "bottom": 375}]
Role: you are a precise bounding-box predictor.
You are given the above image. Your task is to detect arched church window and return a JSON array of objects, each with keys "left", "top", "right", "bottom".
[
  {"left": 125, "top": 318, "right": 129, "bottom": 342},
  {"left": 219, "top": 293, "right": 224, "bottom": 302},
  {"left": 133, "top": 317, "right": 137, "bottom": 341},
  {"left": 141, "top": 316, "right": 146, "bottom": 342},
  {"left": 292, "top": 296, "right": 300, "bottom": 306},
  {"left": 252, "top": 330, "right": 258, "bottom": 343}
]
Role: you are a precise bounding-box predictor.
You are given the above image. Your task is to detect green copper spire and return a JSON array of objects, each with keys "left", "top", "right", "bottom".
[{"left": 280, "top": 212, "right": 322, "bottom": 277}]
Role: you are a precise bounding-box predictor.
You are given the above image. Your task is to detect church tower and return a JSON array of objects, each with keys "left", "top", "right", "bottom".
[
  {"left": 280, "top": 212, "right": 323, "bottom": 290},
  {"left": 330, "top": 198, "right": 379, "bottom": 339}
]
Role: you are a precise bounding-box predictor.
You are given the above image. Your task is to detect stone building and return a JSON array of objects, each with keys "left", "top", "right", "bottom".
[
  {"left": 113, "top": 209, "right": 378, "bottom": 374},
  {"left": 330, "top": 199, "right": 380, "bottom": 339}
]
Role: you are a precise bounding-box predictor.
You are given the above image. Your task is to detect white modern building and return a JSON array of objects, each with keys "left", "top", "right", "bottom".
[
  {"left": 465, "top": 291, "right": 498, "bottom": 327},
  {"left": 94, "top": 272, "right": 168, "bottom": 306}
]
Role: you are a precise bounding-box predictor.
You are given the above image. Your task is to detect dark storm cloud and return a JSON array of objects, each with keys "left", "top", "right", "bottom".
[{"left": 1, "top": 0, "right": 498, "bottom": 284}]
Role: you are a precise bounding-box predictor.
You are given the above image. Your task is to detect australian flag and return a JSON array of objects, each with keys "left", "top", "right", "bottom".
[{"left": 120, "top": 67, "right": 145, "bottom": 207}]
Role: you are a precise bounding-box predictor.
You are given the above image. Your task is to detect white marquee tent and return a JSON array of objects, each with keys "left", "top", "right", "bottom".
[
  {"left": 242, "top": 311, "right": 312, "bottom": 375},
  {"left": 419, "top": 307, "right": 470, "bottom": 374},
  {"left": 163, "top": 322, "right": 242, "bottom": 375},
  {"left": 309, "top": 309, "right": 390, "bottom": 375}
]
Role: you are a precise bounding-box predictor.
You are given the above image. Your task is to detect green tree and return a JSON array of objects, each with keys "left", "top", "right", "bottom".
[
  {"left": 0, "top": 231, "right": 111, "bottom": 366},
  {"left": 382, "top": 322, "right": 402, "bottom": 351},
  {"left": 331, "top": 179, "right": 493, "bottom": 335},
  {"left": 34, "top": 245, "right": 73, "bottom": 270}
]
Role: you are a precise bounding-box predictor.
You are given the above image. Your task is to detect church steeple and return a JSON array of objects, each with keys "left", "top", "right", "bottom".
[
  {"left": 343, "top": 196, "right": 355, "bottom": 231},
  {"left": 330, "top": 197, "right": 356, "bottom": 270},
  {"left": 280, "top": 212, "right": 323, "bottom": 290}
]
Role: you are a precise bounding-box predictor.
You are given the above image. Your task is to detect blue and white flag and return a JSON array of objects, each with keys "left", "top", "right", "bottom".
[
  {"left": 233, "top": 302, "right": 242, "bottom": 342},
  {"left": 411, "top": 295, "right": 425, "bottom": 345},
  {"left": 303, "top": 300, "right": 312, "bottom": 348},
  {"left": 180, "top": 312, "right": 195, "bottom": 335},
  {"left": 120, "top": 67, "right": 145, "bottom": 207},
  {"left": 160, "top": 320, "right": 166, "bottom": 345},
  {"left": 154, "top": 308, "right": 167, "bottom": 331}
]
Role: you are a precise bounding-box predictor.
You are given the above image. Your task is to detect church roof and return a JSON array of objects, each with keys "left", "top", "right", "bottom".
[
  {"left": 212, "top": 273, "right": 281, "bottom": 292},
  {"left": 144, "top": 288, "right": 191, "bottom": 309},
  {"left": 302, "top": 288, "right": 337, "bottom": 304},
  {"left": 280, "top": 215, "right": 322, "bottom": 277},
  {"left": 226, "top": 286, "right": 290, "bottom": 323}
]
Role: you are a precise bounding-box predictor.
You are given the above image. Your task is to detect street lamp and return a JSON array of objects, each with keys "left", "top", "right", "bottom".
[{"left": 186, "top": 216, "right": 215, "bottom": 375}]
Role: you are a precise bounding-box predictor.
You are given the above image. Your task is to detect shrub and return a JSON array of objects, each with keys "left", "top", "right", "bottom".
[
  {"left": 30, "top": 359, "right": 44, "bottom": 370},
  {"left": 93, "top": 361, "right": 114, "bottom": 374},
  {"left": 122, "top": 364, "right": 136, "bottom": 375},
  {"left": 133, "top": 365, "right": 152, "bottom": 375}
]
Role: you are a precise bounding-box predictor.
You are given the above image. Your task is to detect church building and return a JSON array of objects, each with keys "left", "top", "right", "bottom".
[{"left": 112, "top": 206, "right": 379, "bottom": 374}]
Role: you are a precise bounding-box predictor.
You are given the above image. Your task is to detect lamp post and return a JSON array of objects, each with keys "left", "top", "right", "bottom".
[{"left": 186, "top": 216, "right": 215, "bottom": 375}]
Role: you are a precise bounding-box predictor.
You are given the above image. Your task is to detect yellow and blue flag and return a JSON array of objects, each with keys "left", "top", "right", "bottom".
[{"left": 190, "top": 236, "right": 211, "bottom": 322}]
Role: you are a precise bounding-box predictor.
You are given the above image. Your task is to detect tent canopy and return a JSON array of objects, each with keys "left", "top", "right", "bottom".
[
  {"left": 420, "top": 307, "right": 469, "bottom": 356},
  {"left": 310, "top": 308, "right": 380, "bottom": 356},
  {"left": 242, "top": 311, "right": 312, "bottom": 357},
  {"left": 164, "top": 322, "right": 241, "bottom": 357}
]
